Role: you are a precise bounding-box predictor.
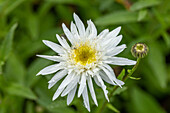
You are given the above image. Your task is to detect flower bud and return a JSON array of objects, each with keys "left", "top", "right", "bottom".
[{"left": 131, "top": 43, "right": 149, "bottom": 58}]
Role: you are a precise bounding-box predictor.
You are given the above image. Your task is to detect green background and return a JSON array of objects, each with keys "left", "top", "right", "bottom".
[{"left": 0, "top": 0, "right": 169, "bottom": 113}]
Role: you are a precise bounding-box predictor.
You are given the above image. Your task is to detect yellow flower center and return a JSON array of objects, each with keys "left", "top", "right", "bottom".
[
  {"left": 71, "top": 43, "right": 97, "bottom": 66},
  {"left": 135, "top": 43, "right": 145, "bottom": 52}
]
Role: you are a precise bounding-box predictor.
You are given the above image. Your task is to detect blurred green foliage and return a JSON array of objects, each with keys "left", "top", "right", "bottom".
[{"left": 0, "top": 0, "right": 170, "bottom": 113}]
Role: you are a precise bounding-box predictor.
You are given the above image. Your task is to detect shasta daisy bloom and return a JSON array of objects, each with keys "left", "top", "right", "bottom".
[{"left": 36, "top": 13, "right": 136, "bottom": 111}]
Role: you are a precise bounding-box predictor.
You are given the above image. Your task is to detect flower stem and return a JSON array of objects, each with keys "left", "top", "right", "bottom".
[{"left": 97, "top": 58, "right": 141, "bottom": 113}]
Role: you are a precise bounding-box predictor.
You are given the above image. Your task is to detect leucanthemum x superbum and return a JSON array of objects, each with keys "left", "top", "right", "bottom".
[{"left": 36, "top": 13, "right": 136, "bottom": 112}]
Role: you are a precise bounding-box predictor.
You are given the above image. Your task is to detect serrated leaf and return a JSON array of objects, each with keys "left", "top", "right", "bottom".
[
  {"left": 107, "top": 103, "right": 120, "bottom": 113},
  {"left": 6, "top": 83, "right": 37, "bottom": 100},
  {"left": 131, "top": 87, "right": 166, "bottom": 113},
  {"left": 0, "top": 23, "right": 17, "bottom": 62},
  {"left": 95, "top": 11, "right": 138, "bottom": 26},
  {"left": 130, "top": 0, "right": 161, "bottom": 11}
]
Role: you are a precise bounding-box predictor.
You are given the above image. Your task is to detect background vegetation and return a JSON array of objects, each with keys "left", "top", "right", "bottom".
[{"left": 0, "top": 0, "right": 170, "bottom": 113}]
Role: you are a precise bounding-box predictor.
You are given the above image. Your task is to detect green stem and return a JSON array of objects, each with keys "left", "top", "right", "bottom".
[{"left": 97, "top": 58, "right": 141, "bottom": 113}]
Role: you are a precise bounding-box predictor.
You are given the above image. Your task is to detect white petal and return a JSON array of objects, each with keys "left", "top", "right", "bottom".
[
  {"left": 62, "top": 23, "right": 74, "bottom": 45},
  {"left": 95, "top": 74, "right": 109, "bottom": 102},
  {"left": 116, "top": 79, "right": 124, "bottom": 85},
  {"left": 67, "top": 85, "right": 77, "bottom": 105},
  {"left": 82, "top": 85, "right": 90, "bottom": 112},
  {"left": 97, "top": 29, "right": 109, "bottom": 39},
  {"left": 36, "top": 55, "right": 63, "bottom": 62},
  {"left": 57, "top": 72, "right": 75, "bottom": 90},
  {"left": 98, "top": 65, "right": 116, "bottom": 85},
  {"left": 85, "top": 20, "right": 91, "bottom": 38},
  {"left": 100, "top": 64, "right": 122, "bottom": 87},
  {"left": 73, "top": 13, "right": 85, "bottom": 37},
  {"left": 105, "top": 26, "right": 121, "bottom": 40},
  {"left": 42, "top": 40, "right": 64, "bottom": 54},
  {"left": 106, "top": 44, "right": 126, "bottom": 56},
  {"left": 78, "top": 73, "right": 86, "bottom": 97},
  {"left": 99, "top": 71, "right": 116, "bottom": 85},
  {"left": 48, "top": 69, "right": 68, "bottom": 84},
  {"left": 52, "top": 88, "right": 64, "bottom": 101},
  {"left": 36, "top": 63, "right": 62, "bottom": 76},
  {"left": 104, "top": 57, "right": 137, "bottom": 65},
  {"left": 93, "top": 75, "right": 101, "bottom": 86},
  {"left": 88, "top": 20, "right": 97, "bottom": 39},
  {"left": 105, "top": 35, "right": 123, "bottom": 49},
  {"left": 56, "top": 34, "right": 70, "bottom": 50},
  {"left": 61, "top": 75, "right": 80, "bottom": 97},
  {"left": 87, "top": 76, "right": 98, "bottom": 106},
  {"left": 70, "top": 21, "right": 80, "bottom": 40},
  {"left": 52, "top": 72, "right": 75, "bottom": 100}
]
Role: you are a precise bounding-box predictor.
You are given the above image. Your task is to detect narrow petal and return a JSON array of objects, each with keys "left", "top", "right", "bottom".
[
  {"left": 56, "top": 34, "right": 70, "bottom": 50},
  {"left": 106, "top": 44, "right": 126, "bottom": 56},
  {"left": 88, "top": 20, "right": 97, "bottom": 39},
  {"left": 73, "top": 13, "right": 85, "bottom": 37},
  {"left": 87, "top": 76, "right": 98, "bottom": 106},
  {"left": 82, "top": 85, "right": 90, "bottom": 112},
  {"left": 57, "top": 71, "right": 75, "bottom": 90},
  {"left": 70, "top": 21, "right": 80, "bottom": 40},
  {"left": 104, "top": 26, "right": 121, "bottom": 40},
  {"left": 102, "top": 35, "right": 122, "bottom": 49},
  {"left": 97, "top": 29, "right": 109, "bottom": 39},
  {"left": 61, "top": 75, "right": 80, "bottom": 97},
  {"left": 52, "top": 72, "right": 75, "bottom": 100},
  {"left": 104, "top": 35, "right": 123, "bottom": 49},
  {"left": 99, "top": 71, "right": 116, "bottom": 85},
  {"left": 85, "top": 20, "right": 91, "bottom": 38},
  {"left": 48, "top": 69, "right": 68, "bottom": 84},
  {"left": 98, "top": 65, "right": 116, "bottom": 85},
  {"left": 42, "top": 40, "right": 64, "bottom": 54},
  {"left": 94, "top": 74, "right": 109, "bottom": 102},
  {"left": 104, "top": 57, "right": 137, "bottom": 65},
  {"left": 36, "top": 63, "right": 62, "bottom": 76},
  {"left": 78, "top": 73, "right": 86, "bottom": 97},
  {"left": 67, "top": 85, "right": 77, "bottom": 105},
  {"left": 100, "top": 64, "right": 122, "bottom": 87},
  {"left": 62, "top": 23, "right": 74, "bottom": 45},
  {"left": 36, "top": 55, "right": 63, "bottom": 62}
]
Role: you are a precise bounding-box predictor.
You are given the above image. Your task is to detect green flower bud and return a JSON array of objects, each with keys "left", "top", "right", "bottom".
[{"left": 131, "top": 43, "right": 149, "bottom": 58}]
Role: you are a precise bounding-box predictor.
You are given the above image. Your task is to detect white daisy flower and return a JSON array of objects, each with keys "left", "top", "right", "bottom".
[{"left": 36, "top": 13, "right": 136, "bottom": 112}]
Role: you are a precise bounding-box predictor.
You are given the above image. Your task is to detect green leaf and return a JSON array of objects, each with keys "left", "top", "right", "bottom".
[
  {"left": 95, "top": 11, "right": 138, "bottom": 26},
  {"left": 45, "top": 0, "right": 88, "bottom": 6},
  {"left": 107, "top": 103, "right": 120, "bottom": 113},
  {"left": 6, "top": 83, "right": 37, "bottom": 100},
  {"left": 130, "top": 0, "right": 161, "bottom": 11},
  {"left": 127, "top": 69, "right": 131, "bottom": 74},
  {"left": 46, "top": 100, "right": 75, "bottom": 113},
  {"left": 25, "top": 101, "right": 35, "bottom": 113},
  {"left": 129, "top": 76, "right": 141, "bottom": 80},
  {"left": 131, "top": 87, "right": 166, "bottom": 113},
  {"left": 147, "top": 42, "right": 167, "bottom": 88},
  {"left": 4, "top": 0, "right": 25, "bottom": 16},
  {"left": 137, "top": 9, "right": 148, "bottom": 21},
  {"left": 0, "top": 23, "right": 18, "bottom": 62},
  {"left": 4, "top": 53, "right": 25, "bottom": 84},
  {"left": 113, "top": 86, "right": 128, "bottom": 96},
  {"left": 117, "top": 69, "right": 125, "bottom": 80}
]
